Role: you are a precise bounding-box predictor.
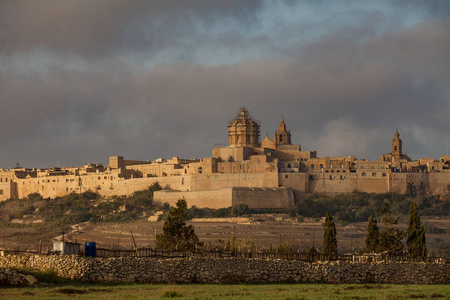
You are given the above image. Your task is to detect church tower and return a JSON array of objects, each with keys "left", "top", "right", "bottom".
[
  {"left": 227, "top": 107, "right": 260, "bottom": 147},
  {"left": 392, "top": 129, "right": 403, "bottom": 157},
  {"left": 274, "top": 117, "right": 291, "bottom": 147}
]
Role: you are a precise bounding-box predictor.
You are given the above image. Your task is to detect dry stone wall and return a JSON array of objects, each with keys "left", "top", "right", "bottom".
[{"left": 0, "top": 254, "right": 448, "bottom": 284}]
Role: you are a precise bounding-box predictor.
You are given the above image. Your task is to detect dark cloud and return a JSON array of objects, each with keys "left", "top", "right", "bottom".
[
  {"left": 0, "top": 0, "right": 261, "bottom": 57},
  {"left": 0, "top": 1, "right": 449, "bottom": 168}
]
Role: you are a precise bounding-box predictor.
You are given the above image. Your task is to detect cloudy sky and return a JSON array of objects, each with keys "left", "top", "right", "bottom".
[{"left": 1, "top": 0, "right": 449, "bottom": 169}]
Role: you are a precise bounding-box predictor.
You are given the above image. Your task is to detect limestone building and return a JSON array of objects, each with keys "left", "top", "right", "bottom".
[{"left": 0, "top": 108, "right": 449, "bottom": 208}]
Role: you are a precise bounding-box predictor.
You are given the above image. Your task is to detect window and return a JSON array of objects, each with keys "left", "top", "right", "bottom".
[
  {"left": 362, "top": 172, "right": 366, "bottom": 177},
  {"left": 371, "top": 166, "right": 375, "bottom": 169},
  {"left": 198, "top": 167, "right": 202, "bottom": 174},
  {"left": 329, "top": 164, "right": 332, "bottom": 168},
  {"left": 285, "top": 175, "right": 288, "bottom": 179},
  {"left": 329, "top": 175, "right": 332, "bottom": 180},
  {"left": 394, "top": 146, "right": 397, "bottom": 151},
  {"left": 287, "top": 164, "right": 291, "bottom": 168},
  {"left": 320, "top": 164, "right": 324, "bottom": 170},
  {"left": 372, "top": 173, "right": 376, "bottom": 177},
  {"left": 382, "top": 173, "right": 387, "bottom": 177},
  {"left": 340, "top": 165, "right": 343, "bottom": 168},
  {"left": 0, "top": 190, "right": 3, "bottom": 195},
  {"left": 302, "top": 164, "right": 306, "bottom": 171},
  {"left": 360, "top": 166, "right": 365, "bottom": 169},
  {"left": 340, "top": 175, "right": 343, "bottom": 180},
  {"left": 310, "top": 164, "right": 315, "bottom": 171},
  {"left": 181, "top": 178, "right": 184, "bottom": 185},
  {"left": 279, "top": 135, "right": 283, "bottom": 142}
]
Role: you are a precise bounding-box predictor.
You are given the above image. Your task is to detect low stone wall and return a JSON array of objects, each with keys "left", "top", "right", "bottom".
[
  {"left": 0, "top": 254, "right": 448, "bottom": 284},
  {"left": 0, "top": 268, "right": 34, "bottom": 285}
]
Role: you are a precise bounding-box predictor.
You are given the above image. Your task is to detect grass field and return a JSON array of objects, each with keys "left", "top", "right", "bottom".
[{"left": 1, "top": 283, "right": 449, "bottom": 299}]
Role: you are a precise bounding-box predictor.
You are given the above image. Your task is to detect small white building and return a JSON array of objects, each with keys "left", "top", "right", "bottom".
[{"left": 53, "top": 241, "right": 81, "bottom": 255}]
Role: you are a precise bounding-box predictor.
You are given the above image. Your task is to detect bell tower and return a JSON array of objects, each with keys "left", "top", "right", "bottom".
[
  {"left": 392, "top": 129, "right": 403, "bottom": 157},
  {"left": 274, "top": 117, "right": 291, "bottom": 147}
]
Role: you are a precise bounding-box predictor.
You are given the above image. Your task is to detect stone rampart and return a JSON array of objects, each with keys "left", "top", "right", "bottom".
[{"left": 0, "top": 254, "right": 448, "bottom": 284}]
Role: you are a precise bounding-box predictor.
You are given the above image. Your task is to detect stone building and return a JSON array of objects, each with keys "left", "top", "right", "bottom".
[{"left": 0, "top": 108, "right": 449, "bottom": 208}]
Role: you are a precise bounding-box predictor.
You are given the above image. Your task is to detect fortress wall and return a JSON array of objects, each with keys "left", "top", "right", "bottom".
[
  {"left": 356, "top": 178, "right": 390, "bottom": 194},
  {"left": 278, "top": 173, "right": 309, "bottom": 201},
  {"left": 389, "top": 173, "right": 429, "bottom": 194},
  {"left": 389, "top": 173, "right": 408, "bottom": 194},
  {"left": 231, "top": 187, "right": 294, "bottom": 209},
  {"left": 429, "top": 172, "right": 450, "bottom": 195},
  {"left": 0, "top": 182, "right": 13, "bottom": 201},
  {"left": 12, "top": 174, "right": 191, "bottom": 200},
  {"left": 153, "top": 188, "right": 233, "bottom": 209},
  {"left": 153, "top": 187, "right": 294, "bottom": 209},
  {"left": 191, "top": 173, "right": 279, "bottom": 191},
  {"left": 311, "top": 174, "right": 360, "bottom": 194}
]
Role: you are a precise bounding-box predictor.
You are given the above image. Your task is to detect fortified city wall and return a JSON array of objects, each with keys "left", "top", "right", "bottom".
[{"left": 0, "top": 254, "right": 448, "bottom": 284}]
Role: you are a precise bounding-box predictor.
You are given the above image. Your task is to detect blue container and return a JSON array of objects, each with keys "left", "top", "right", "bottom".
[{"left": 85, "top": 242, "right": 96, "bottom": 258}]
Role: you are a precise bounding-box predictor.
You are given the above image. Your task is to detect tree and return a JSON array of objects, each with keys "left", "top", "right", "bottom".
[
  {"left": 378, "top": 203, "right": 405, "bottom": 255},
  {"left": 365, "top": 215, "right": 380, "bottom": 253},
  {"left": 323, "top": 212, "right": 337, "bottom": 255},
  {"left": 407, "top": 201, "right": 427, "bottom": 258},
  {"left": 155, "top": 199, "right": 200, "bottom": 251}
]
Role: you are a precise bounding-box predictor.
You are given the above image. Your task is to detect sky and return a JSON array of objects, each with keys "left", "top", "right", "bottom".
[{"left": 0, "top": 0, "right": 449, "bottom": 169}]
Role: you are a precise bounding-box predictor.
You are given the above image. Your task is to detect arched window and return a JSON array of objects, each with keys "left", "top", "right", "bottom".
[
  {"left": 198, "top": 167, "right": 202, "bottom": 174},
  {"left": 372, "top": 173, "right": 376, "bottom": 177},
  {"left": 319, "top": 164, "right": 324, "bottom": 170},
  {"left": 361, "top": 172, "right": 366, "bottom": 177},
  {"left": 382, "top": 173, "right": 387, "bottom": 177},
  {"left": 394, "top": 146, "right": 397, "bottom": 151},
  {"left": 287, "top": 163, "right": 291, "bottom": 168},
  {"left": 279, "top": 135, "right": 283, "bottom": 142},
  {"left": 310, "top": 164, "right": 315, "bottom": 171}
]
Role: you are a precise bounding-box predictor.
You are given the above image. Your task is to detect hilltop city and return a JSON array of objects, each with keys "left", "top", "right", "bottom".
[{"left": 0, "top": 108, "right": 449, "bottom": 208}]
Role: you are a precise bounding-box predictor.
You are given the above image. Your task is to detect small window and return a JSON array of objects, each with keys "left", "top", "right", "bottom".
[
  {"left": 372, "top": 173, "right": 376, "bottom": 177},
  {"left": 181, "top": 178, "right": 184, "bottom": 185},
  {"left": 310, "top": 164, "right": 315, "bottom": 171},
  {"left": 360, "top": 166, "right": 365, "bottom": 169},
  {"left": 329, "top": 164, "right": 332, "bottom": 168},
  {"left": 320, "top": 164, "right": 324, "bottom": 170},
  {"left": 382, "top": 173, "right": 387, "bottom": 177},
  {"left": 0, "top": 189, "right": 3, "bottom": 195},
  {"left": 285, "top": 175, "right": 288, "bottom": 179},
  {"left": 371, "top": 166, "right": 375, "bottom": 169},
  {"left": 329, "top": 175, "right": 332, "bottom": 180},
  {"left": 362, "top": 172, "right": 366, "bottom": 177},
  {"left": 287, "top": 163, "right": 291, "bottom": 168},
  {"left": 340, "top": 175, "right": 343, "bottom": 180},
  {"left": 340, "top": 165, "right": 343, "bottom": 168},
  {"left": 198, "top": 167, "right": 202, "bottom": 174}
]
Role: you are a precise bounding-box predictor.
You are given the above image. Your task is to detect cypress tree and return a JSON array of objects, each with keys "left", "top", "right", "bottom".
[
  {"left": 407, "top": 201, "right": 427, "bottom": 258},
  {"left": 323, "top": 212, "right": 337, "bottom": 256},
  {"left": 365, "top": 215, "right": 380, "bottom": 253}
]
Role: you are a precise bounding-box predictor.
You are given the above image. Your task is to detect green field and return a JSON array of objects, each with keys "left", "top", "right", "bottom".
[{"left": 1, "top": 283, "right": 449, "bottom": 299}]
